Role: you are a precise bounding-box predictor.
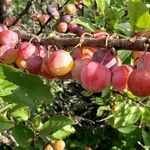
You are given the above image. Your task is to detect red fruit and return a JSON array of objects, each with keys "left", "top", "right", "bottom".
[
  {"left": 134, "top": 53, "right": 150, "bottom": 72},
  {"left": 57, "top": 22, "right": 68, "bottom": 33},
  {"left": 80, "top": 62, "right": 111, "bottom": 93},
  {"left": 64, "top": 3, "right": 77, "bottom": 16},
  {"left": 40, "top": 61, "right": 56, "bottom": 79},
  {"left": 71, "top": 58, "right": 90, "bottom": 83},
  {"left": 26, "top": 56, "right": 44, "bottom": 75},
  {"left": 0, "top": 24, "right": 8, "bottom": 32},
  {"left": 47, "top": 50, "right": 73, "bottom": 76},
  {"left": 73, "top": 46, "right": 97, "bottom": 60},
  {"left": 37, "top": 45, "right": 47, "bottom": 58},
  {"left": 93, "top": 31, "right": 109, "bottom": 39},
  {"left": 17, "top": 42, "right": 38, "bottom": 60},
  {"left": 91, "top": 48, "right": 118, "bottom": 70},
  {"left": 77, "top": 26, "right": 86, "bottom": 36},
  {"left": 0, "top": 30, "right": 19, "bottom": 47},
  {"left": 111, "top": 65, "right": 133, "bottom": 92},
  {"left": 0, "top": 45, "right": 18, "bottom": 64},
  {"left": 39, "top": 15, "right": 50, "bottom": 25},
  {"left": 128, "top": 68, "right": 150, "bottom": 97},
  {"left": 68, "top": 23, "right": 78, "bottom": 33}
]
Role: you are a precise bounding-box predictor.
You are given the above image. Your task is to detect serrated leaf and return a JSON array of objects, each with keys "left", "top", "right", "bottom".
[
  {"left": 128, "top": 0, "right": 150, "bottom": 31},
  {"left": 0, "top": 64, "right": 52, "bottom": 107},
  {"left": 0, "top": 114, "right": 14, "bottom": 132},
  {"left": 96, "top": 0, "right": 110, "bottom": 15},
  {"left": 51, "top": 125, "right": 75, "bottom": 139},
  {"left": 40, "top": 115, "right": 76, "bottom": 137},
  {"left": 12, "top": 124, "right": 34, "bottom": 148}
]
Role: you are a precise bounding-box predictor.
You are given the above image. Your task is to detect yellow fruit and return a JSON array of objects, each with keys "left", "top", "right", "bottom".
[
  {"left": 54, "top": 140, "right": 65, "bottom": 150},
  {"left": 47, "top": 50, "right": 73, "bottom": 76}
]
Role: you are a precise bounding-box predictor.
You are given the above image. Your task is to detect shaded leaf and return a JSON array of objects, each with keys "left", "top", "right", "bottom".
[
  {"left": 0, "top": 114, "right": 14, "bottom": 132},
  {"left": 0, "top": 64, "right": 52, "bottom": 107},
  {"left": 12, "top": 124, "right": 34, "bottom": 148}
]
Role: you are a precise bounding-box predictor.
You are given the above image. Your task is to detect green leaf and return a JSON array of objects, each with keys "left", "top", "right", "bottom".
[
  {"left": 32, "top": 115, "right": 42, "bottom": 130},
  {"left": 0, "top": 64, "right": 52, "bottom": 107},
  {"left": 114, "top": 22, "right": 133, "bottom": 37},
  {"left": 97, "top": 106, "right": 109, "bottom": 117},
  {"left": 96, "top": 0, "right": 110, "bottom": 15},
  {"left": 40, "top": 115, "right": 76, "bottom": 137},
  {"left": 125, "top": 106, "right": 141, "bottom": 124},
  {"left": 12, "top": 124, "right": 34, "bottom": 148},
  {"left": 140, "top": 107, "right": 150, "bottom": 127},
  {"left": 83, "top": 0, "right": 92, "bottom": 7},
  {"left": 0, "top": 114, "right": 14, "bottom": 132},
  {"left": 142, "top": 130, "right": 150, "bottom": 147},
  {"left": 108, "top": 102, "right": 141, "bottom": 134},
  {"left": 117, "top": 50, "right": 132, "bottom": 62},
  {"left": 128, "top": 0, "right": 150, "bottom": 31},
  {"left": 51, "top": 125, "right": 75, "bottom": 139},
  {"left": 72, "top": 18, "right": 96, "bottom": 32},
  {"left": 118, "top": 125, "right": 136, "bottom": 134},
  {"left": 10, "top": 105, "right": 30, "bottom": 121}
]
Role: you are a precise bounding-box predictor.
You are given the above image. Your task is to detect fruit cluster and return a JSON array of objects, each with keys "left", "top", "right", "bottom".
[
  {"left": 32, "top": 2, "right": 86, "bottom": 36},
  {"left": 0, "top": 24, "right": 150, "bottom": 97}
]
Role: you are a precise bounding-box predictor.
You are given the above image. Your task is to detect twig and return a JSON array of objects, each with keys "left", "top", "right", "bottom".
[
  {"left": 0, "top": 0, "right": 6, "bottom": 23},
  {"left": 14, "top": 29, "right": 150, "bottom": 51},
  {"left": 96, "top": 115, "right": 113, "bottom": 123},
  {"left": 10, "top": 0, "right": 34, "bottom": 26}
]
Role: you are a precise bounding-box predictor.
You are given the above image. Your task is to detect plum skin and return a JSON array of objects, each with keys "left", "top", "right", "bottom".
[{"left": 80, "top": 61, "right": 111, "bottom": 93}]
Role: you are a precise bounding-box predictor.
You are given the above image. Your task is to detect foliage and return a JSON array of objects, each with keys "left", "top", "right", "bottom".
[{"left": 0, "top": 0, "right": 150, "bottom": 150}]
